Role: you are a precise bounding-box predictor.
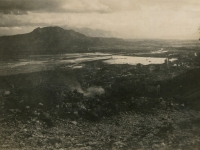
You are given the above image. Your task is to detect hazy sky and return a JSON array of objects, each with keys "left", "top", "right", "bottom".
[{"left": 0, "top": 0, "right": 199, "bottom": 39}]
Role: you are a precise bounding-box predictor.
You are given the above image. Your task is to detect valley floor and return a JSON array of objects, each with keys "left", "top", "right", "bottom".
[{"left": 1, "top": 51, "right": 200, "bottom": 150}]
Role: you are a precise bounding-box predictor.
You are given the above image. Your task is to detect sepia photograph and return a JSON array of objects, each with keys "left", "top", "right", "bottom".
[{"left": 0, "top": 0, "right": 200, "bottom": 149}]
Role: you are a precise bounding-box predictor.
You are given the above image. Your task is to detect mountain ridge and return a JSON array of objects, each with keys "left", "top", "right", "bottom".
[{"left": 0, "top": 26, "right": 124, "bottom": 57}]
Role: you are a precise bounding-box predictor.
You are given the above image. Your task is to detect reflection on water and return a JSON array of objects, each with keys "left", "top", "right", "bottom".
[
  {"left": 151, "top": 50, "right": 168, "bottom": 54},
  {"left": 104, "top": 55, "right": 176, "bottom": 65},
  {"left": 59, "top": 56, "right": 110, "bottom": 64},
  {"left": 0, "top": 53, "right": 112, "bottom": 76},
  {"left": 10, "top": 61, "right": 47, "bottom": 68},
  {"left": 0, "top": 53, "right": 176, "bottom": 76}
]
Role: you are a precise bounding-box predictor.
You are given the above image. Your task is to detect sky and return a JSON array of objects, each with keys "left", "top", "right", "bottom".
[{"left": 0, "top": 0, "right": 200, "bottom": 39}]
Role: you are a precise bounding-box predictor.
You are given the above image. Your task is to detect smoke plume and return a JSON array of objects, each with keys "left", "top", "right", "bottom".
[{"left": 84, "top": 86, "right": 105, "bottom": 97}]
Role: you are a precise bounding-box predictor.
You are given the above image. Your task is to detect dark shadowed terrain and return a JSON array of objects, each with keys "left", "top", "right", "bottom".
[{"left": 0, "top": 27, "right": 200, "bottom": 149}]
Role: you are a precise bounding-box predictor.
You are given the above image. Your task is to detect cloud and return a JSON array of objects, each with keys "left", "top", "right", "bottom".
[
  {"left": 0, "top": 0, "right": 199, "bottom": 15},
  {"left": 0, "top": 0, "right": 199, "bottom": 39},
  {"left": 0, "top": 0, "right": 65, "bottom": 15},
  {"left": 0, "top": 0, "right": 112, "bottom": 15},
  {"left": 0, "top": 14, "right": 49, "bottom": 27}
]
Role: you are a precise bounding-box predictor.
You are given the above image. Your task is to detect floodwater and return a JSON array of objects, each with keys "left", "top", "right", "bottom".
[
  {"left": 0, "top": 53, "right": 177, "bottom": 76},
  {"left": 104, "top": 55, "right": 176, "bottom": 65}
]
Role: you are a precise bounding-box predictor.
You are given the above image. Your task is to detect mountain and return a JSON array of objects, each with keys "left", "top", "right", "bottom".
[
  {"left": 63, "top": 26, "right": 115, "bottom": 37},
  {"left": 0, "top": 26, "right": 124, "bottom": 57}
]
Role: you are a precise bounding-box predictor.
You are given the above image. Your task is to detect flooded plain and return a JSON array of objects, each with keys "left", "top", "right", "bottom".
[
  {"left": 103, "top": 55, "right": 176, "bottom": 65},
  {"left": 0, "top": 52, "right": 177, "bottom": 76}
]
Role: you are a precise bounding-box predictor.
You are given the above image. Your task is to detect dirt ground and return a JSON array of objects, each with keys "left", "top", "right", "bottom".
[{"left": 0, "top": 107, "right": 200, "bottom": 150}]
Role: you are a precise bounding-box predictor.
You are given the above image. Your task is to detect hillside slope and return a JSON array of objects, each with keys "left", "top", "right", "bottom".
[{"left": 0, "top": 26, "right": 124, "bottom": 57}]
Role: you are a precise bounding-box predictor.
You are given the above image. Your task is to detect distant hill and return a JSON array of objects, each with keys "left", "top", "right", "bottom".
[
  {"left": 63, "top": 26, "right": 115, "bottom": 37},
  {"left": 0, "top": 26, "right": 124, "bottom": 57}
]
